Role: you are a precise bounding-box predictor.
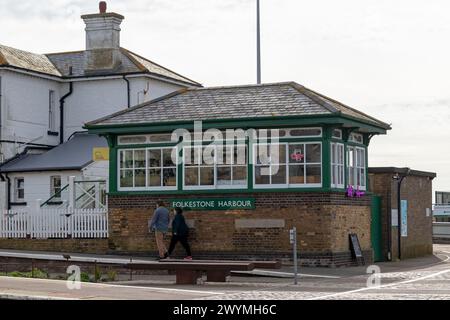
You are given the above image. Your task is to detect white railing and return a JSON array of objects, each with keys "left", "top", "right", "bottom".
[
  {"left": 433, "top": 222, "right": 450, "bottom": 239},
  {"left": 0, "top": 207, "right": 108, "bottom": 239}
]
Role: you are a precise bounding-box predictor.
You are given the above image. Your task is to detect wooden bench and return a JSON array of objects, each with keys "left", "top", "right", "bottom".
[
  {"left": 127, "top": 262, "right": 255, "bottom": 285},
  {"left": 164, "top": 259, "right": 282, "bottom": 270}
]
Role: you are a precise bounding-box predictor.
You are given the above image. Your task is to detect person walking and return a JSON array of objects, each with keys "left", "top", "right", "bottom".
[
  {"left": 168, "top": 208, "right": 192, "bottom": 260},
  {"left": 148, "top": 200, "right": 170, "bottom": 260}
]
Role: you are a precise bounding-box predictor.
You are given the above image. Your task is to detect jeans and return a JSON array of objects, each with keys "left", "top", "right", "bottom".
[{"left": 168, "top": 235, "right": 192, "bottom": 257}]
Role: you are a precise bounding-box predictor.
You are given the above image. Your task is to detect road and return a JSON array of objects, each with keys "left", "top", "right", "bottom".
[{"left": 1, "top": 244, "right": 450, "bottom": 300}]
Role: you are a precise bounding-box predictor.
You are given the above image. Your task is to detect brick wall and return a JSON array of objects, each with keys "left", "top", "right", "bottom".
[
  {"left": 107, "top": 192, "right": 372, "bottom": 267},
  {"left": 369, "top": 172, "right": 433, "bottom": 260}
]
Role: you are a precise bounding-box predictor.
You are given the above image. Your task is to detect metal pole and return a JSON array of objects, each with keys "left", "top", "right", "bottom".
[
  {"left": 293, "top": 227, "right": 298, "bottom": 285},
  {"left": 256, "top": 0, "right": 262, "bottom": 84}
]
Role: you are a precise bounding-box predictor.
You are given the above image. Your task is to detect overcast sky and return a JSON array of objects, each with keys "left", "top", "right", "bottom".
[{"left": 1, "top": 0, "right": 449, "bottom": 194}]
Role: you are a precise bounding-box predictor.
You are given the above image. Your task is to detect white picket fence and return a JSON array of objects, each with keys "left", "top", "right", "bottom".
[{"left": 0, "top": 208, "right": 108, "bottom": 239}]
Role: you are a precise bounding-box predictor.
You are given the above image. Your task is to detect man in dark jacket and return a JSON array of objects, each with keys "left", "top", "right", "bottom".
[{"left": 168, "top": 208, "right": 192, "bottom": 259}]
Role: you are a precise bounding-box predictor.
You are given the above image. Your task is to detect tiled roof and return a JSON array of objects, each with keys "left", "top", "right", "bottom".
[
  {"left": 0, "top": 133, "right": 107, "bottom": 173},
  {"left": 0, "top": 44, "right": 200, "bottom": 86},
  {"left": 86, "top": 82, "right": 391, "bottom": 130},
  {"left": 0, "top": 44, "right": 61, "bottom": 77}
]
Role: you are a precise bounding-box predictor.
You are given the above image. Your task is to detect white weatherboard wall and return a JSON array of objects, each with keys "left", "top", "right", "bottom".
[
  {"left": 8, "top": 171, "right": 81, "bottom": 209},
  {"left": 64, "top": 76, "right": 183, "bottom": 140},
  {"left": 0, "top": 70, "right": 61, "bottom": 159}
]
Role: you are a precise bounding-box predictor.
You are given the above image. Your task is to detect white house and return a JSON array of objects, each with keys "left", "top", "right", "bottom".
[{"left": 0, "top": 2, "right": 201, "bottom": 209}]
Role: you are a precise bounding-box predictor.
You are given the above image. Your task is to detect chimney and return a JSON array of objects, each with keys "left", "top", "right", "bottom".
[{"left": 81, "top": 2, "right": 124, "bottom": 73}]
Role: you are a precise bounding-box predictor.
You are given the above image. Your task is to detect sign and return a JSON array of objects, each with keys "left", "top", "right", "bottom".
[
  {"left": 93, "top": 148, "right": 109, "bottom": 161},
  {"left": 349, "top": 233, "right": 363, "bottom": 259},
  {"left": 401, "top": 200, "right": 408, "bottom": 237},
  {"left": 170, "top": 198, "right": 255, "bottom": 211}
]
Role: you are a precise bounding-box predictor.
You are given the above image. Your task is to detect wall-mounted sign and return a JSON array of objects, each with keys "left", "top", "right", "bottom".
[
  {"left": 93, "top": 148, "right": 109, "bottom": 161},
  {"left": 170, "top": 198, "right": 255, "bottom": 211},
  {"left": 401, "top": 200, "right": 408, "bottom": 237}
]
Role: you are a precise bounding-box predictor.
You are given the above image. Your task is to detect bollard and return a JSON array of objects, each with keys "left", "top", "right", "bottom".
[
  {"left": 129, "top": 258, "right": 133, "bottom": 281},
  {"left": 290, "top": 227, "right": 299, "bottom": 285}
]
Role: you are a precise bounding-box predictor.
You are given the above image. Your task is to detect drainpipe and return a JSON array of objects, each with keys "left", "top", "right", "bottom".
[
  {"left": 59, "top": 82, "right": 73, "bottom": 144},
  {"left": 123, "top": 75, "right": 131, "bottom": 108}
]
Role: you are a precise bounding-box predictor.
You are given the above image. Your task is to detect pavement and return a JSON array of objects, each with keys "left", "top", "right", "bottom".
[{"left": 1, "top": 245, "right": 450, "bottom": 300}]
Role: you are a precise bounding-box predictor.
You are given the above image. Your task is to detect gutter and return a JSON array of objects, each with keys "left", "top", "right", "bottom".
[
  {"left": 59, "top": 82, "right": 74, "bottom": 144},
  {"left": 123, "top": 75, "right": 131, "bottom": 108}
]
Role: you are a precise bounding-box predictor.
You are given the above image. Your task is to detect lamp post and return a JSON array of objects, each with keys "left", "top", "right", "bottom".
[{"left": 392, "top": 168, "right": 411, "bottom": 260}]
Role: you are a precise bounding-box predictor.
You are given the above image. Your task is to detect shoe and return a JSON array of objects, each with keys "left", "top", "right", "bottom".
[{"left": 184, "top": 256, "right": 193, "bottom": 260}]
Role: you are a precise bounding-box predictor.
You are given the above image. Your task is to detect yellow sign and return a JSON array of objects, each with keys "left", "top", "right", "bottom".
[{"left": 93, "top": 148, "right": 110, "bottom": 161}]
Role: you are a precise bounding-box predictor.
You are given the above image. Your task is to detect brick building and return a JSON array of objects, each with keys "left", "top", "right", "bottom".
[
  {"left": 369, "top": 167, "right": 436, "bottom": 261},
  {"left": 83, "top": 82, "right": 392, "bottom": 267}
]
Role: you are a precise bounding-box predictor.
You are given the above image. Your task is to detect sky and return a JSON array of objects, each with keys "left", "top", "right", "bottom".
[{"left": 1, "top": 0, "right": 449, "bottom": 194}]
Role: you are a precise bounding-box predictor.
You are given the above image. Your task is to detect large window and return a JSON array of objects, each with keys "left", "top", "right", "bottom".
[
  {"left": 183, "top": 145, "right": 248, "bottom": 190},
  {"left": 331, "top": 143, "right": 345, "bottom": 188},
  {"left": 119, "top": 147, "right": 177, "bottom": 190},
  {"left": 254, "top": 143, "right": 322, "bottom": 188},
  {"left": 347, "top": 146, "right": 366, "bottom": 190}
]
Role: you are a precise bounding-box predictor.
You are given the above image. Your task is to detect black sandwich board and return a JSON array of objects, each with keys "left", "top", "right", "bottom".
[{"left": 349, "top": 233, "right": 365, "bottom": 266}]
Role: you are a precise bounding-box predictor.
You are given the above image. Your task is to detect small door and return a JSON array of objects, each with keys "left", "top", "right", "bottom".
[{"left": 371, "top": 196, "right": 383, "bottom": 262}]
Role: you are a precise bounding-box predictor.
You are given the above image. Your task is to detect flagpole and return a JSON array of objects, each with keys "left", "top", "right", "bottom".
[{"left": 257, "top": 0, "right": 262, "bottom": 84}]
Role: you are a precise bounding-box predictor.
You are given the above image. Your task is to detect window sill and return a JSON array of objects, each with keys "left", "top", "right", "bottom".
[{"left": 10, "top": 202, "right": 27, "bottom": 206}]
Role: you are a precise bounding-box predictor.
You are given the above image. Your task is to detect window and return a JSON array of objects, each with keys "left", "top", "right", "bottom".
[
  {"left": 349, "top": 132, "right": 364, "bottom": 144},
  {"left": 14, "top": 178, "right": 25, "bottom": 202},
  {"left": 50, "top": 176, "right": 62, "bottom": 199},
  {"left": 332, "top": 129, "right": 343, "bottom": 139},
  {"left": 255, "top": 128, "right": 322, "bottom": 139},
  {"left": 254, "top": 143, "right": 322, "bottom": 188},
  {"left": 48, "top": 90, "right": 56, "bottom": 132},
  {"left": 183, "top": 145, "right": 248, "bottom": 190},
  {"left": 118, "top": 147, "right": 177, "bottom": 190},
  {"left": 331, "top": 143, "right": 344, "bottom": 188},
  {"left": 118, "top": 134, "right": 174, "bottom": 145},
  {"left": 347, "top": 146, "right": 366, "bottom": 190}
]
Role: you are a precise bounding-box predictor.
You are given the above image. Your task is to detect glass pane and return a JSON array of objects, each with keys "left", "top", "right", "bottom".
[
  {"left": 338, "top": 145, "right": 344, "bottom": 165},
  {"left": 135, "top": 169, "right": 146, "bottom": 187},
  {"left": 289, "top": 165, "right": 305, "bottom": 184},
  {"left": 289, "top": 128, "right": 322, "bottom": 137},
  {"left": 272, "top": 165, "right": 287, "bottom": 184},
  {"left": 233, "top": 166, "right": 247, "bottom": 185},
  {"left": 348, "top": 148, "right": 355, "bottom": 167},
  {"left": 184, "top": 147, "right": 200, "bottom": 166},
  {"left": 148, "top": 149, "right": 161, "bottom": 168},
  {"left": 163, "top": 148, "right": 176, "bottom": 167},
  {"left": 270, "top": 144, "right": 286, "bottom": 164},
  {"left": 217, "top": 166, "right": 232, "bottom": 186},
  {"left": 200, "top": 167, "right": 214, "bottom": 186},
  {"left": 256, "top": 145, "right": 270, "bottom": 165},
  {"left": 120, "top": 170, "right": 133, "bottom": 188},
  {"left": 149, "top": 134, "right": 172, "bottom": 143},
  {"left": 234, "top": 145, "right": 247, "bottom": 165},
  {"left": 306, "top": 144, "right": 321, "bottom": 163},
  {"left": 119, "top": 136, "right": 147, "bottom": 145},
  {"left": 185, "top": 167, "right": 198, "bottom": 186},
  {"left": 163, "top": 168, "right": 177, "bottom": 187},
  {"left": 202, "top": 146, "right": 215, "bottom": 165},
  {"left": 134, "top": 150, "right": 146, "bottom": 168},
  {"left": 332, "top": 129, "right": 342, "bottom": 139},
  {"left": 18, "top": 189, "right": 24, "bottom": 199},
  {"left": 217, "top": 146, "right": 232, "bottom": 166},
  {"left": 289, "top": 145, "right": 305, "bottom": 164},
  {"left": 148, "top": 169, "right": 161, "bottom": 187},
  {"left": 255, "top": 166, "right": 270, "bottom": 185},
  {"left": 120, "top": 150, "right": 134, "bottom": 169},
  {"left": 306, "top": 165, "right": 321, "bottom": 184},
  {"left": 360, "top": 168, "right": 366, "bottom": 187},
  {"left": 349, "top": 168, "right": 354, "bottom": 186}
]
